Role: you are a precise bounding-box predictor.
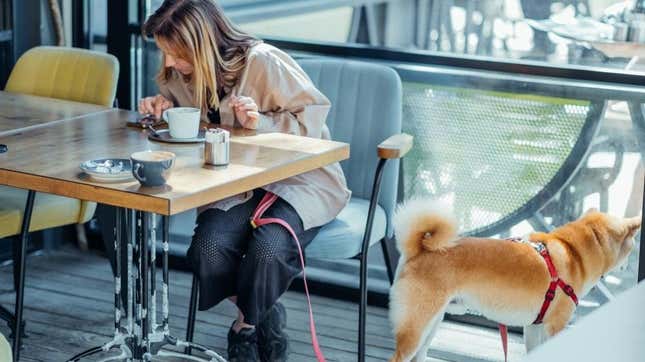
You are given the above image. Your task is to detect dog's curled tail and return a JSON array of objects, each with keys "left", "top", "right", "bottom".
[{"left": 393, "top": 198, "right": 458, "bottom": 260}]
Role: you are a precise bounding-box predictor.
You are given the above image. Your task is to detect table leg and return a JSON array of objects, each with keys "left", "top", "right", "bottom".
[
  {"left": 141, "top": 212, "right": 149, "bottom": 348},
  {"left": 69, "top": 209, "right": 225, "bottom": 362},
  {"left": 127, "top": 209, "right": 134, "bottom": 337},
  {"left": 162, "top": 215, "right": 169, "bottom": 336},
  {"left": 133, "top": 211, "right": 144, "bottom": 360},
  {"left": 115, "top": 209, "right": 122, "bottom": 335},
  {"left": 67, "top": 207, "right": 132, "bottom": 362},
  {"left": 150, "top": 215, "right": 157, "bottom": 333},
  {"left": 12, "top": 190, "right": 35, "bottom": 362}
]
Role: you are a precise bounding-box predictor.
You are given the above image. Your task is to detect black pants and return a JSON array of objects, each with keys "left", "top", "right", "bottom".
[{"left": 187, "top": 189, "right": 320, "bottom": 325}]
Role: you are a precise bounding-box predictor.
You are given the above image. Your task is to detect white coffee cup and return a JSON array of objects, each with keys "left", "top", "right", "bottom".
[{"left": 163, "top": 107, "right": 200, "bottom": 139}]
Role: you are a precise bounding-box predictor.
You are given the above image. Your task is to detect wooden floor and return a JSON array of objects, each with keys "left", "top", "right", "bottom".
[{"left": 0, "top": 248, "right": 524, "bottom": 361}]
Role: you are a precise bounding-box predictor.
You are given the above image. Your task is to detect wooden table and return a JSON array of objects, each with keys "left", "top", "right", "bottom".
[
  {"left": 0, "top": 108, "right": 349, "bottom": 215},
  {"left": 0, "top": 91, "right": 109, "bottom": 137},
  {"left": 0, "top": 92, "right": 350, "bottom": 361}
]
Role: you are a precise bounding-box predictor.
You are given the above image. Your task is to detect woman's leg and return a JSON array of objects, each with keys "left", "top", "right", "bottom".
[
  {"left": 234, "top": 197, "right": 319, "bottom": 361},
  {"left": 188, "top": 191, "right": 273, "bottom": 361},
  {"left": 229, "top": 296, "right": 253, "bottom": 332},
  {"left": 235, "top": 197, "right": 320, "bottom": 325},
  {"left": 186, "top": 192, "right": 264, "bottom": 311}
]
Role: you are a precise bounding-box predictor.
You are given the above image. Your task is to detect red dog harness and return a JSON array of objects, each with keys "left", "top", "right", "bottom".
[{"left": 498, "top": 239, "right": 578, "bottom": 361}]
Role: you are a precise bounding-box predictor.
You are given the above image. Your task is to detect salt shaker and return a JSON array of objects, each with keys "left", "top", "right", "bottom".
[{"left": 204, "top": 128, "right": 230, "bottom": 166}]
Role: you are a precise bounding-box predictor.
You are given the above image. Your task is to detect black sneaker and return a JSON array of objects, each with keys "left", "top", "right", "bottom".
[
  {"left": 227, "top": 321, "right": 260, "bottom": 362},
  {"left": 258, "top": 302, "right": 289, "bottom": 362}
]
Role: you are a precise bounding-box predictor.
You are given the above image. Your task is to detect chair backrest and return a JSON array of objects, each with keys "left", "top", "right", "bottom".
[
  {"left": 298, "top": 58, "right": 402, "bottom": 236},
  {"left": 5, "top": 46, "right": 119, "bottom": 107},
  {"left": 402, "top": 83, "right": 604, "bottom": 236}
]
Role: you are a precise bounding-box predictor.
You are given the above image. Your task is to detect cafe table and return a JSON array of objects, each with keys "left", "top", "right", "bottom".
[{"left": 0, "top": 91, "right": 350, "bottom": 361}]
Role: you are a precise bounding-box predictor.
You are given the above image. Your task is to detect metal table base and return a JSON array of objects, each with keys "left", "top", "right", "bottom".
[{"left": 68, "top": 209, "right": 225, "bottom": 362}]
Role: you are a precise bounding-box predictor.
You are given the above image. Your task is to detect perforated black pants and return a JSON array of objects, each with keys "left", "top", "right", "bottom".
[{"left": 187, "top": 189, "right": 320, "bottom": 325}]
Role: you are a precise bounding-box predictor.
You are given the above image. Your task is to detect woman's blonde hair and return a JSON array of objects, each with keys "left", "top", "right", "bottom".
[{"left": 143, "top": 0, "right": 259, "bottom": 111}]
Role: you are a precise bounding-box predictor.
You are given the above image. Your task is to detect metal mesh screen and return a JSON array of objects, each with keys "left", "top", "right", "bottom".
[{"left": 402, "top": 83, "right": 594, "bottom": 235}]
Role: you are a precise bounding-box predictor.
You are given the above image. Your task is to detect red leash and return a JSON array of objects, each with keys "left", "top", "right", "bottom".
[
  {"left": 499, "top": 324, "right": 508, "bottom": 362},
  {"left": 498, "top": 241, "right": 578, "bottom": 362},
  {"left": 251, "top": 192, "right": 326, "bottom": 362}
]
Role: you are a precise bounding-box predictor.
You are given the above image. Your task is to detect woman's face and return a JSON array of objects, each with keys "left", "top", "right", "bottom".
[{"left": 157, "top": 38, "right": 194, "bottom": 75}]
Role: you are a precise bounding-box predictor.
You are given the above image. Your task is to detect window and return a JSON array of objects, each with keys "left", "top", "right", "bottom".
[{"left": 104, "top": 1, "right": 645, "bottom": 321}]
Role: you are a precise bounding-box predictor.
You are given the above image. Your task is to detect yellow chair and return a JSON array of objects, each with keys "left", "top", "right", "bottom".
[
  {"left": 5, "top": 46, "right": 118, "bottom": 106},
  {"left": 1, "top": 46, "right": 118, "bottom": 361}
]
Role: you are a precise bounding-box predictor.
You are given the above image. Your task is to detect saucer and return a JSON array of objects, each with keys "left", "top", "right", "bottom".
[
  {"left": 148, "top": 129, "right": 206, "bottom": 143},
  {"left": 80, "top": 158, "right": 133, "bottom": 182}
]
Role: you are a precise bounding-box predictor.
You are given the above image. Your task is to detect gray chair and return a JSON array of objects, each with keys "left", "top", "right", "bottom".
[{"left": 185, "top": 58, "right": 412, "bottom": 362}]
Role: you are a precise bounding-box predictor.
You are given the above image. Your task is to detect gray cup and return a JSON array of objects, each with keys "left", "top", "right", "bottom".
[{"left": 130, "top": 151, "right": 176, "bottom": 187}]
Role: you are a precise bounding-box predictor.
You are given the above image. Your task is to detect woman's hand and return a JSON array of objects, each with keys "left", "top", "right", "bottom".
[
  {"left": 138, "top": 94, "right": 173, "bottom": 119},
  {"left": 230, "top": 95, "right": 260, "bottom": 129}
]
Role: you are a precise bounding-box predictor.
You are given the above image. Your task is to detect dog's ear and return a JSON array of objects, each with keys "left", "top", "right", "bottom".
[
  {"left": 624, "top": 216, "right": 642, "bottom": 240},
  {"left": 584, "top": 208, "right": 599, "bottom": 216}
]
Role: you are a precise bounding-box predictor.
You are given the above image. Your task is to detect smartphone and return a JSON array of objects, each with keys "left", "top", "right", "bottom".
[{"left": 126, "top": 114, "right": 164, "bottom": 129}]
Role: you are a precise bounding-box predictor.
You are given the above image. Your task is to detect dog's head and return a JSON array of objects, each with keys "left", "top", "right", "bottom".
[{"left": 578, "top": 209, "right": 641, "bottom": 274}]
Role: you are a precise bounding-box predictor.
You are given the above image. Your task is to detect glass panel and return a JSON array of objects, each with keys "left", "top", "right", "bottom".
[
  {"left": 406, "top": 0, "right": 638, "bottom": 70},
  {"left": 212, "top": 1, "right": 645, "bottom": 76},
  {"left": 146, "top": 0, "right": 354, "bottom": 43},
  {"left": 90, "top": 0, "right": 107, "bottom": 52},
  {"left": 239, "top": 7, "right": 353, "bottom": 42}
]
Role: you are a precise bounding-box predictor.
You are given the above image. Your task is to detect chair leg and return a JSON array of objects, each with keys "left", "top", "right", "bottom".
[
  {"left": 0, "top": 304, "right": 26, "bottom": 341},
  {"left": 0, "top": 304, "right": 13, "bottom": 325},
  {"left": 380, "top": 238, "right": 396, "bottom": 285},
  {"left": 358, "top": 253, "right": 368, "bottom": 362},
  {"left": 12, "top": 236, "right": 20, "bottom": 292},
  {"left": 185, "top": 275, "right": 199, "bottom": 355},
  {"left": 3, "top": 236, "right": 27, "bottom": 341},
  {"left": 0, "top": 304, "right": 16, "bottom": 334},
  {"left": 75, "top": 223, "right": 89, "bottom": 251},
  {"left": 13, "top": 190, "right": 36, "bottom": 362}
]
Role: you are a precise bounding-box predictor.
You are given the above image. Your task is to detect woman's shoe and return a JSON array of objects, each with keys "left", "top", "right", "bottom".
[
  {"left": 228, "top": 321, "right": 260, "bottom": 361},
  {"left": 258, "top": 302, "right": 289, "bottom": 362}
]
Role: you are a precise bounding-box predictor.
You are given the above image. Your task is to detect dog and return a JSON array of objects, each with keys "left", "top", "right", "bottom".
[{"left": 388, "top": 198, "right": 640, "bottom": 362}]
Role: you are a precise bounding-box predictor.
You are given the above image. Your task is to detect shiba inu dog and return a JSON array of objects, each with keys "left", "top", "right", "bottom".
[{"left": 389, "top": 199, "right": 640, "bottom": 361}]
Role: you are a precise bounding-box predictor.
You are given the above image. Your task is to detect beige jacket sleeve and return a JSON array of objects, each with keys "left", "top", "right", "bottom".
[{"left": 237, "top": 47, "right": 331, "bottom": 139}]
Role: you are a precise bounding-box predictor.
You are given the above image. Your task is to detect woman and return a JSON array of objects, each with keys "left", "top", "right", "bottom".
[{"left": 140, "top": 1, "right": 350, "bottom": 361}]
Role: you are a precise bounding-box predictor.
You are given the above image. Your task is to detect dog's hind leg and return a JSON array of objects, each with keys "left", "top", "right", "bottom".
[
  {"left": 389, "top": 285, "right": 449, "bottom": 362},
  {"left": 524, "top": 324, "right": 548, "bottom": 352},
  {"left": 412, "top": 306, "right": 446, "bottom": 362}
]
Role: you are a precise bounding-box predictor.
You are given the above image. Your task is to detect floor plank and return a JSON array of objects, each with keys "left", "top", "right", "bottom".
[{"left": 0, "top": 248, "right": 525, "bottom": 361}]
